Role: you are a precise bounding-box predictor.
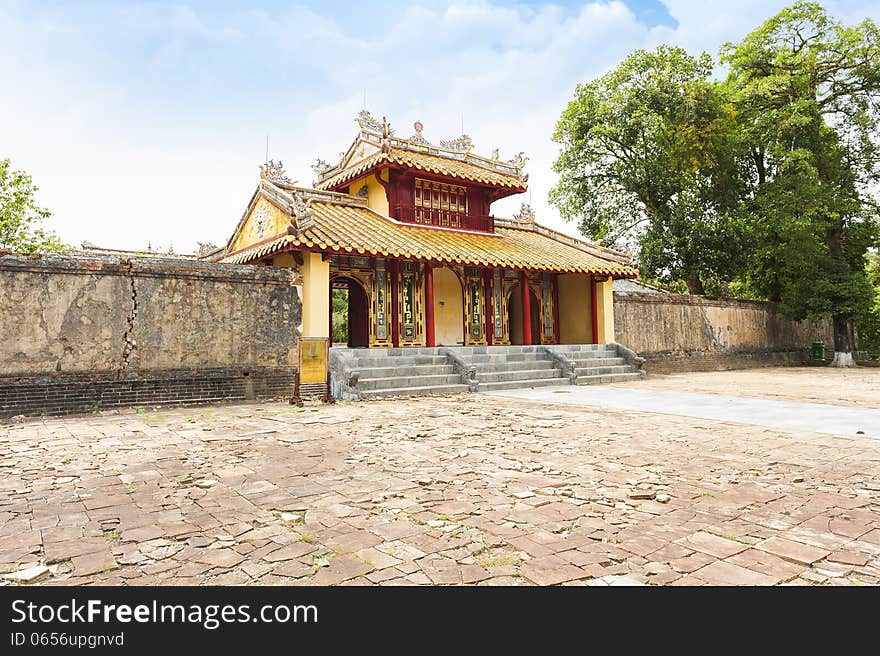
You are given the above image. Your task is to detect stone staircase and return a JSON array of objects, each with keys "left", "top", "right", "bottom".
[
  {"left": 459, "top": 347, "right": 568, "bottom": 392},
  {"left": 543, "top": 344, "right": 645, "bottom": 385},
  {"left": 329, "top": 344, "right": 645, "bottom": 400},
  {"left": 330, "top": 348, "right": 470, "bottom": 399}
]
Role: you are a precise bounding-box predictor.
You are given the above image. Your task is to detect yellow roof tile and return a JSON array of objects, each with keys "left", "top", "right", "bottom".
[
  {"left": 315, "top": 148, "right": 527, "bottom": 191},
  {"left": 222, "top": 197, "right": 637, "bottom": 277}
]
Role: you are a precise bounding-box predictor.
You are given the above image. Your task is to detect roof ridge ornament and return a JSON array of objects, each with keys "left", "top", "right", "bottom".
[
  {"left": 512, "top": 202, "right": 536, "bottom": 225},
  {"left": 408, "top": 120, "right": 429, "bottom": 145},
  {"left": 356, "top": 109, "right": 383, "bottom": 133},
  {"left": 312, "top": 158, "right": 332, "bottom": 176},
  {"left": 380, "top": 116, "right": 393, "bottom": 154},
  {"left": 290, "top": 190, "right": 315, "bottom": 235},
  {"left": 260, "top": 159, "right": 291, "bottom": 183},
  {"left": 440, "top": 134, "right": 473, "bottom": 152}
]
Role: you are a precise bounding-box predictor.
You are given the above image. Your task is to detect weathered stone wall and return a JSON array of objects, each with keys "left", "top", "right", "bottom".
[
  {"left": 0, "top": 253, "right": 300, "bottom": 415},
  {"left": 614, "top": 291, "right": 835, "bottom": 374}
]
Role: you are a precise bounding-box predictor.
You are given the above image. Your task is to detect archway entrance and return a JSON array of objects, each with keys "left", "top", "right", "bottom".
[
  {"left": 432, "top": 267, "right": 464, "bottom": 346},
  {"left": 331, "top": 276, "right": 370, "bottom": 348},
  {"left": 507, "top": 284, "right": 541, "bottom": 345}
]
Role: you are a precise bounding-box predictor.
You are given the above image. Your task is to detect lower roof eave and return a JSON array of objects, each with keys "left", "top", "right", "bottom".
[{"left": 240, "top": 243, "right": 637, "bottom": 278}]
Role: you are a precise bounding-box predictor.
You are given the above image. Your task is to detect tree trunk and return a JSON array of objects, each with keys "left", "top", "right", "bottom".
[
  {"left": 685, "top": 278, "right": 705, "bottom": 295},
  {"left": 830, "top": 315, "right": 856, "bottom": 368}
]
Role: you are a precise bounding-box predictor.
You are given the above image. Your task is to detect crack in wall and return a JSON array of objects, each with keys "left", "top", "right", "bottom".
[{"left": 119, "top": 260, "right": 138, "bottom": 375}]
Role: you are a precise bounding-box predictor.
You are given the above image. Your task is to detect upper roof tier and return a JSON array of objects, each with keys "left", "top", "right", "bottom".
[{"left": 312, "top": 110, "right": 529, "bottom": 194}]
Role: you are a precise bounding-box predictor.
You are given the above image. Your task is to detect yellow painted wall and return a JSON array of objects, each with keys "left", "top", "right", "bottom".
[
  {"left": 272, "top": 253, "right": 298, "bottom": 268},
  {"left": 557, "top": 274, "right": 592, "bottom": 344},
  {"left": 301, "top": 251, "right": 329, "bottom": 339},
  {"left": 348, "top": 172, "right": 389, "bottom": 216},
  {"left": 595, "top": 278, "right": 616, "bottom": 344},
  {"left": 433, "top": 267, "right": 464, "bottom": 346},
  {"left": 230, "top": 198, "right": 287, "bottom": 252}
]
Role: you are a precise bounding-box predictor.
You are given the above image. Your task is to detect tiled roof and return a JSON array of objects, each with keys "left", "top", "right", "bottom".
[
  {"left": 222, "top": 186, "right": 637, "bottom": 277},
  {"left": 314, "top": 148, "right": 528, "bottom": 191}
]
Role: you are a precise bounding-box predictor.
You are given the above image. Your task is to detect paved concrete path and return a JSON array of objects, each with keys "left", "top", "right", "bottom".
[{"left": 484, "top": 386, "right": 880, "bottom": 439}]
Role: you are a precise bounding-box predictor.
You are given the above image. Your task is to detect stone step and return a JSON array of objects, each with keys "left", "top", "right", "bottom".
[
  {"left": 357, "top": 374, "right": 464, "bottom": 391},
  {"left": 359, "top": 384, "right": 469, "bottom": 399},
  {"left": 574, "top": 365, "right": 636, "bottom": 376},
  {"left": 478, "top": 368, "right": 564, "bottom": 383},
  {"left": 565, "top": 351, "right": 619, "bottom": 360},
  {"left": 353, "top": 364, "right": 455, "bottom": 378},
  {"left": 570, "top": 359, "right": 627, "bottom": 369},
  {"left": 575, "top": 372, "right": 643, "bottom": 385},
  {"left": 547, "top": 344, "right": 616, "bottom": 353},
  {"left": 463, "top": 352, "right": 555, "bottom": 364},
  {"left": 350, "top": 355, "right": 449, "bottom": 368},
  {"left": 340, "top": 347, "right": 446, "bottom": 358},
  {"left": 473, "top": 360, "right": 559, "bottom": 373},
  {"left": 478, "top": 378, "right": 569, "bottom": 392}
]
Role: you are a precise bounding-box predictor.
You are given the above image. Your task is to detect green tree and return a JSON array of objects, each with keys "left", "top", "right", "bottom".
[
  {"left": 0, "top": 158, "right": 66, "bottom": 253},
  {"left": 858, "top": 252, "right": 880, "bottom": 357},
  {"left": 550, "top": 45, "right": 750, "bottom": 295},
  {"left": 722, "top": 2, "right": 880, "bottom": 365},
  {"left": 332, "top": 288, "right": 349, "bottom": 344}
]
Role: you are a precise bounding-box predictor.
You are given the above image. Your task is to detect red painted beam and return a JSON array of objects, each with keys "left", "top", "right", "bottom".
[
  {"left": 424, "top": 264, "right": 435, "bottom": 347},
  {"left": 521, "top": 270, "right": 532, "bottom": 347}
]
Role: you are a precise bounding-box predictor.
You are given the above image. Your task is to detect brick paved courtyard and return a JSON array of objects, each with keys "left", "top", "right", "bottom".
[{"left": 2, "top": 367, "right": 879, "bottom": 586}]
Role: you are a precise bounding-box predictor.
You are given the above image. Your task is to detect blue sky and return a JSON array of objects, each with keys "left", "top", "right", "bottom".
[{"left": 1, "top": 0, "right": 878, "bottom": 252}]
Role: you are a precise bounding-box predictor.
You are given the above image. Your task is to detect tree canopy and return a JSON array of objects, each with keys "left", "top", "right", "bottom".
[
  {"left": 551, "top": 2, "right": 880, "bottom": 359},
  {"left": 0, "top": 158, "right": 66, "bottom": 253},
  {"left": 550, "top": 46, "right": 750, "bottom": 295}
]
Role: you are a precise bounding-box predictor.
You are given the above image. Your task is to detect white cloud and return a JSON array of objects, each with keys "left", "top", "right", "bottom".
[{"left": 0, "top": 1, "right": 878, "bottom": 252}]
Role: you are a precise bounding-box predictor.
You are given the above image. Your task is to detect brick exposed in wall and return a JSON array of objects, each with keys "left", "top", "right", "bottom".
[
  {"left": 0, "top": 367, "right": 296, "bottom": 417},
  {"left": 614, "top": 290, "right": 835, "bottom": 373}
]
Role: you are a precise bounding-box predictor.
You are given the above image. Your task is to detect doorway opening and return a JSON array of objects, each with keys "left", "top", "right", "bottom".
[
  {"left": 331, "top": 276, "right": 370, "bottom": 348},
  {"left": 507, "top": 284, "right": 541, "bottom": 345},
  {"left": 432, "top": 267, "right": 465, "bottom": 346}
]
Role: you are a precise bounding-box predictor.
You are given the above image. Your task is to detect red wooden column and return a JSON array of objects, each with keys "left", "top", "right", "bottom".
[
  {"left": 590, "top": 275, "right": 599, "bottom": 344},
  {"left": 552, "top": 273, "right": 561, "bottom": 344},
  {"left": 424, "top": 264, "right": 435, "bottom": 347},
  {"left": 390, "top": 260, "right": 400, "bottom": 348},
  {"left": 521, "top": 270, "right": 532, "bottom": 346},
  {"left": 484, "top": 269, "right": 494, "bottom": 346}
]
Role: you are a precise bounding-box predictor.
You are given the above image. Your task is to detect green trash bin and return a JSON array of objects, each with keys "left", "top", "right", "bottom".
[{"left": 811, "top": 341, "right": 826, "bottom": 362}]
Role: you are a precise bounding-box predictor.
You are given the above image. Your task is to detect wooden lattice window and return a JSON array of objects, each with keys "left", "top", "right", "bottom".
[{"left": 414, "top": 179, "right": 468, "bottom": 227}]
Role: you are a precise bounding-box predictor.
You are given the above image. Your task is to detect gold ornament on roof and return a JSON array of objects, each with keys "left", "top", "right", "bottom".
[{"left": 380, "top": 116, "right": 393, "bottom": 154}]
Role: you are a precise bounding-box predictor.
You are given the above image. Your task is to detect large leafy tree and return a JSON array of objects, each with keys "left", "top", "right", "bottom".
[
  {"left": 859, "top": 252, "right": 880, "bottom": 357},
  {"left": 722, "top": 2, "right": 880, "bottom": 365},
  {"left": 550, "top": 46, "right": 750, "bottom": 295},
  {"left": 0, "top": 158, "right": 66, "bottom": 253}
]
